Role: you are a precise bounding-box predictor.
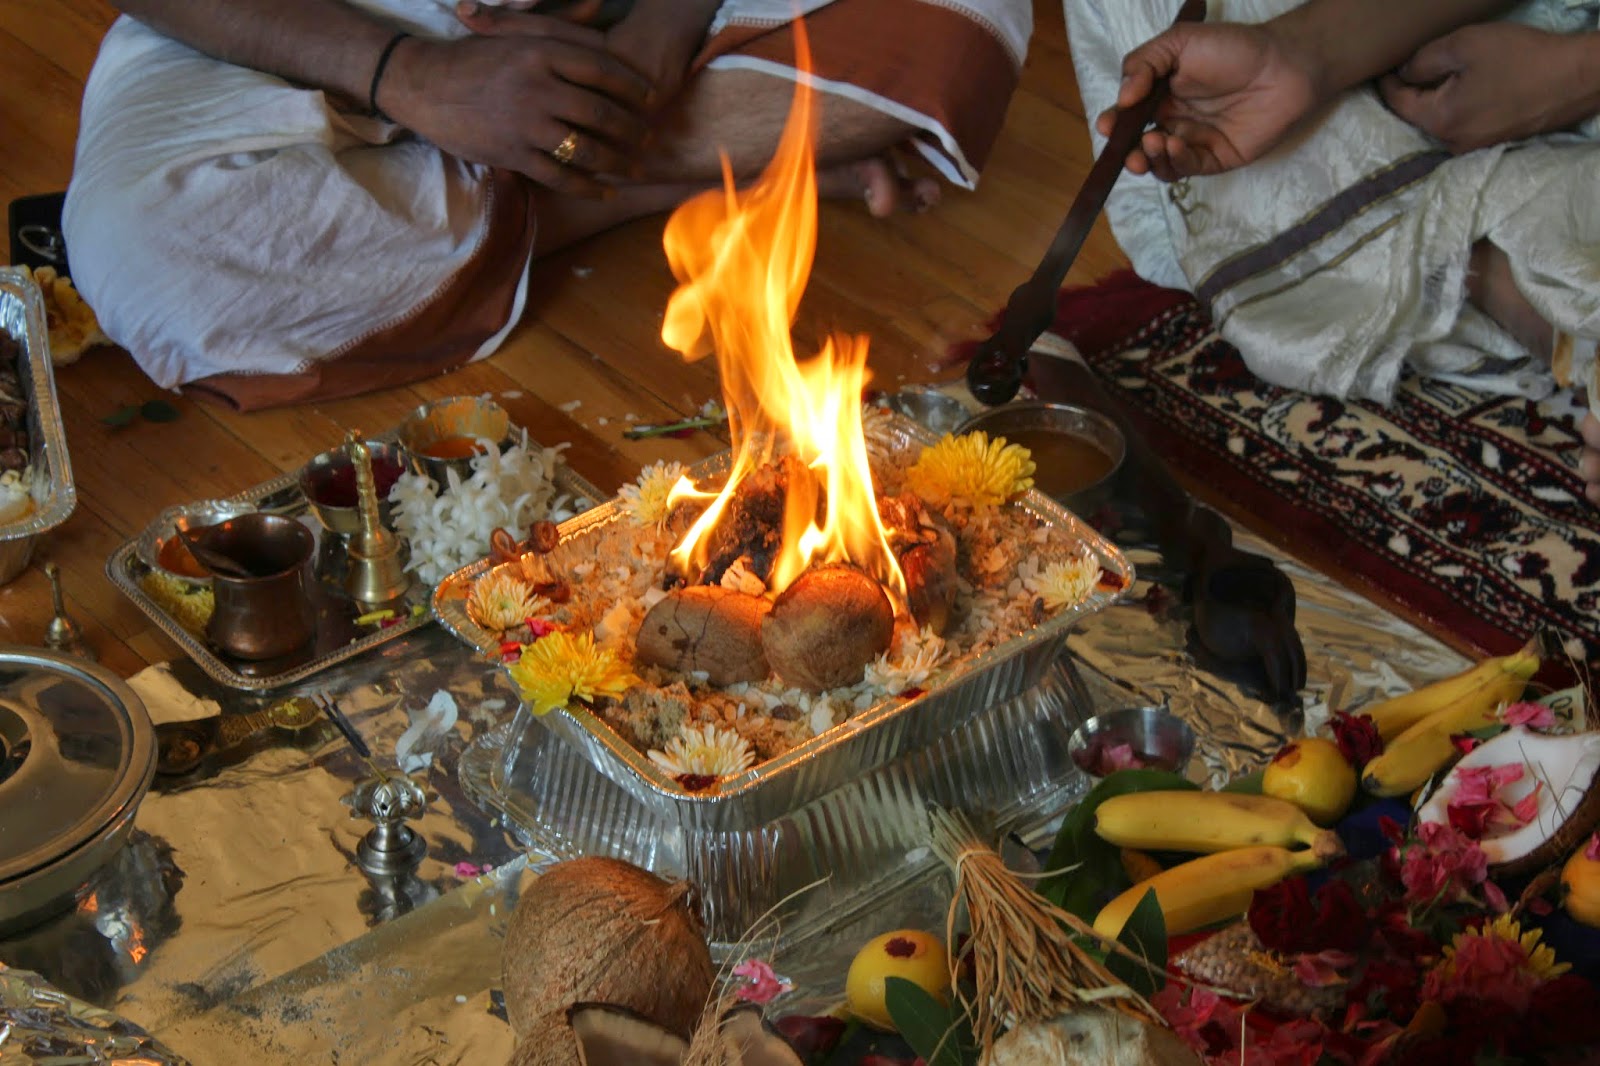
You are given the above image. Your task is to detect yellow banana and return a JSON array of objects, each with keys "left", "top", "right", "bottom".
[
  {"left": 1093, "top": 845, "right": 1326, "bottom": 939},
  {"left": 1361, "top": 648, "right": 1539, "bottom": 797},
  {"left": 1093, "top": 790, "right": 1344, "bottom": 860},
  {"left": 1355, "top": 644, "right": 1540, "bottom": 741}
]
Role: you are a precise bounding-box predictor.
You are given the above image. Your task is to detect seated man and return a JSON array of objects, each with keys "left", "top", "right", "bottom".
[
  {"left": 1062, "top": 0, "right": 1600, "bottom": 501},
  {"left": 65, "top": 0, "right": 1032, "bottom": 409}
]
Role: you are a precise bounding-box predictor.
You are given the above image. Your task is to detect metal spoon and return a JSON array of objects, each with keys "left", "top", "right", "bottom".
[
  {"left": 177, "top": 527, "right": 256, "bottom": 580},
  {"left": 43, "top": 562, "right": 95, "bottom": 661}
]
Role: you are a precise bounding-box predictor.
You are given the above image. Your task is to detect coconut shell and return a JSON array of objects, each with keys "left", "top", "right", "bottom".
[
  {"left": 502, "top": 857, "right": 715, "bottom": 1041},
  {"left": 761, "top": 565, "right": 893, "bottom": 691},
  {"left": 635, "top": 586, "right": 771, "bottom": 685}
]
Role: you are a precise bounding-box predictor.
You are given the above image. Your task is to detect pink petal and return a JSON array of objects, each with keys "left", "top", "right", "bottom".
[
  {"left": 1508, "top": 783, "right": 1543, "bottom": 826},
  {"left": 1104, "top": 742, "right": 1142, "bottom": 771},
  {"left": 1500, "top": 702, "right": 1557, "bottom": 729},
  {"left": 1587, "top": 832, "right": 1600, "bottom": 862}
]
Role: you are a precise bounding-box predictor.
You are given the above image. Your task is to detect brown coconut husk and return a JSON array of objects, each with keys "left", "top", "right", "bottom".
[{"left": 502, "top": 857, "right": 715, "bottom": 1040}]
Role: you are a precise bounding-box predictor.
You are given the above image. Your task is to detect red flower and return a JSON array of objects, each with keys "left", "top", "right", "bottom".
[
  {"left": 1249, "top": 876, "right": 1371, "bottom": 954},
  {"left": 1393, "top": 822, "right": 1492, "bottom": 908},
  {"left": 1329, "top": 711, "right": 1384, "bottom": 768}
]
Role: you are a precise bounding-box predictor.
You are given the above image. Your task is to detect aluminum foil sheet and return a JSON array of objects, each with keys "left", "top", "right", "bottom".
[
  {"left": 0, "top": 514, "right": 1467, "bottom": 1063},
  {"left": 0, "top": 963, "right": 189, "bottom": 1064}
]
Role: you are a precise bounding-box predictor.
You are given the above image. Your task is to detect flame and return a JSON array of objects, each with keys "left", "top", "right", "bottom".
[{"left": 660, "top": 22, "right": 904, "bottom": 600}]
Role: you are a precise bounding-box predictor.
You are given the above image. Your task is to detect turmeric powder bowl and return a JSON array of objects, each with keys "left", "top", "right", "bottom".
[{"left": 397, "top": 395, "right": 512, "bottom": 487}]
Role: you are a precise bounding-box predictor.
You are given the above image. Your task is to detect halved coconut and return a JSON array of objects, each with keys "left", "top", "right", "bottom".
[
  {"left": 512, "top": 1004, "right": 689, "bottom": 1066},
  {"left": 1415, "top": 727, "right": 1600, "bottom": 878},
  {"left": 716, "top": 1005, "right": 804, "bottom": 1066}
]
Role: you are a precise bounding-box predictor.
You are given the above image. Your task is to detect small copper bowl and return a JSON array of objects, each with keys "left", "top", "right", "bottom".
[
  {"left": 396, "top": 395, "right": 512, "bottom": 487},
  {"left": 297, "top": 441, "right": 406, "bottom": 537}
]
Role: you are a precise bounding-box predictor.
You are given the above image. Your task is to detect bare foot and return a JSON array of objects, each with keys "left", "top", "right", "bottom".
[{"left": 817, "top": 154, "right": 941, "bottom": 218}]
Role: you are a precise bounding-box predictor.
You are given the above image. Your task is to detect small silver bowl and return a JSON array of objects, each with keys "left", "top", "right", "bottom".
[
  {"left": 955, "top": 402, "right": 1126, "bottom": 515},
  {"left": 876, "top": 385, "right": 975, "bottom": 437},
  {"left": 1068, "top": 705, "right": 1196, "bottom": 780},
  {"left": 135, "top": 499, "right": 259, "bottom": 586},
  {"left": 396, "top": 395, "right": 512, "bottom": 487},
  {"left": 297, "top": 441, "right": 406, "bottom": 537}
]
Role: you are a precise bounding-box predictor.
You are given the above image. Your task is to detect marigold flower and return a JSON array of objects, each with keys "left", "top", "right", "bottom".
[
  {"left": 507, "top": 629, "right": 638, "bottom": 715},
  {"left": 1423, "top": 914, "right": 1569, "bottom": 1015},
  {"left": 905, "top": 431, "right": 1035, "bottom": 509}
]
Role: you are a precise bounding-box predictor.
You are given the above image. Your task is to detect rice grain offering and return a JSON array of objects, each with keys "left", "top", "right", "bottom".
[{"left": 450, "top": 415, "right": 1119, "bottom": 793}]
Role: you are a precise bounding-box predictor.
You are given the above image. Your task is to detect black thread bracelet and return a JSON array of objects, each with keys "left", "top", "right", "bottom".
[{"left": 367, "top": 31, "right": 410, "bottom": 122}]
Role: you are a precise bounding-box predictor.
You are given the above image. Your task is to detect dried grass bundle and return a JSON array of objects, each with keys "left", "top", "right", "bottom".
[{"left": 928, "top": 807, "right": 1162, "bottom": 1053}]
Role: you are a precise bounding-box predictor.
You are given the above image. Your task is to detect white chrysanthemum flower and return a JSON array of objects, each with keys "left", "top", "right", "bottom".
[
  {"left": 1024, "top": 553, "right": 1099, "bottom": 610},
  {"left": 648, "top": 723, "right": 754, "bottom": 778},
  {"left": 619, "top": 460, "right": 686, "bottom": 526},
  {"left": 719, "top": 557, "right": 767, "bottom": 596},
  {"left": 467, "top": 570, "right": 549, "bottom": 633},
  {"left": 864, "top": 626, "right": 949, "bottom": 693}
]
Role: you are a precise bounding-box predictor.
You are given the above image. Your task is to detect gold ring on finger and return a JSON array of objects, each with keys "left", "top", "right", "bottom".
[{"left": 552, "top": 131, "right": 580, "bottom": 166}]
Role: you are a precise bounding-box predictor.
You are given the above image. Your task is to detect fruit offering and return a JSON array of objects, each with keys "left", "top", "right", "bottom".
[
  {"left": 1562, "top": 836, "right": 1600, "bottom": 928},
  {"left": 1261, "top": 738, "right": 1356, "bottom": 826},
  {"left": 1354, "top": 644, "right": 1540, "bottom": 740},
  {"left": 1093, "top": 789, "right": 1344, "bottom": 860},
  {"left": 1092, "top": 845, "right": 1326, "bottom": 939},
  {"left": 844, "top": 929, "right": 950, "bottom": 1030}
]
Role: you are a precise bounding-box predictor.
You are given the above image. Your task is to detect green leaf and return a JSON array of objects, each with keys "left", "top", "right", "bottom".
[
  {"left": 1105, "top": 888, "right": 1168, "bottom": 996},
  {"left": 100, "top": 404, "right": 139, "bottom": 427},
  {"left": 1041, "top": 768, "right": 1198, "bottom": 920},
  {"left": 140, "top": 399, "right": 180, "bottom": 423},
  {"left": 883, "top": 977, "right": 975, "bottom": 1066},
  {"left": 1222, "top": 769, "right": 1265, "bottom": 794}
]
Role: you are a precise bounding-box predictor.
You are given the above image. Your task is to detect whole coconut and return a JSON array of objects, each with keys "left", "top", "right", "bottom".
[
  {"left": 761, "top": 565, "right": 894, "bottom": 692},
  {"left": 502, "top": 857, "right": 715, "bottom": 1040}
]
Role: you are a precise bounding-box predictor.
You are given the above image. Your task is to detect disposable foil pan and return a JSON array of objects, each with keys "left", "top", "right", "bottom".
[
  {"left": 0, "top": 268, "right": 77, "bottom": 585},
  {"left": 460, "top": 659, "right": 1096, "bottom": 945},
  {"left": 437, "top": 412, "right": 1133, "bottom": 831}
]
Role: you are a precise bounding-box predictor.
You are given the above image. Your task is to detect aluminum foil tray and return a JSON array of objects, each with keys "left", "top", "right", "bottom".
[
  {"left": 108, "top": 446, "right": 603, "bottom": 692},
  {"left": 0, "top": 268, "right": 77, "bottom": 585},
  {"left": 460, "top": 658, "right": 1095, "bottom": 945},
  {"left": 436, "top": 412, "right": 1133, "bottom": 831}
]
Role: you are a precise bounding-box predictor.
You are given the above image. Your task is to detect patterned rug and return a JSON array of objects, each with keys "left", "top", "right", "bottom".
[{"left": 997, "top": 271, "right": 1600, "bottom": 669}]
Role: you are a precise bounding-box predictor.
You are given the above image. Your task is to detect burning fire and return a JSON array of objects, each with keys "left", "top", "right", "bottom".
[{"left": 660, "top": 23, "right": 905, "bottom": 603}]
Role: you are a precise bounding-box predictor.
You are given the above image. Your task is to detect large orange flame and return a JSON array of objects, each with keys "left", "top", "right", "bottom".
[{"left": 660, "top": 23, "right": 904, "bottom": 601}]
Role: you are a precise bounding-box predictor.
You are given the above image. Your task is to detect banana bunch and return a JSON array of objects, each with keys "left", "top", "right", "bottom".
[
  {"left": 1093, "top": 791, "right": 1345, "bottom": 860},
  {"left": 1360, "top": 644, "right": 1540, "bottom": 798},
  {"left": 1093, "top": 845, "right": 1326, "bottom": 939},
  {"left": 1089, "top": 791, "right": 1342, "bottom": 938},
  {"left": 1354, "top": 644, "right": 1540, "bottom": 741}
]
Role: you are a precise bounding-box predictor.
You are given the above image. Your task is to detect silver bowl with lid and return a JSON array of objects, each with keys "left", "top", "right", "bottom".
[{"left": 0, "top": 647, "right": 155, "bottom": 935}]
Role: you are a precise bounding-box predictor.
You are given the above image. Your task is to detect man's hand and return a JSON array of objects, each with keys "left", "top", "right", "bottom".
[
  {"left": 1098, "top": 21, "right": 1321, "bottom": 181},
  {"left": 603, "top": 0, "right": 721, "bottom": 114},
  {"left": 1379, "top": 24, "right": 1600, "bottom": 153},
  {"left": 381, "top": 3, "right": 652, "bottom": 196}
]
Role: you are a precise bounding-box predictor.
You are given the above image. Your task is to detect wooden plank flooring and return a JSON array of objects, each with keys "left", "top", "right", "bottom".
[{"left": 0, "top": 0, "right": 1125, "bottom": 679}]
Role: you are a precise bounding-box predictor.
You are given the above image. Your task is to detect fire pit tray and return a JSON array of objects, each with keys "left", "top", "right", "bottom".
[
  {"left": 459, "top": 657, "right": 1097, "bottom": 945},
  {"left": 435, "top": 412, "right": 1133, "bottom": 831}
]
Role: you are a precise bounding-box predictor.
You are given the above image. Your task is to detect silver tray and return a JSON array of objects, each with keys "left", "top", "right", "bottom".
[
  {"left": 108, "top": 448, "right": 603, "bottom": 692},
  {"left": 0, "top": 268, "right": 77, "bottom": 584},
  {"left": 436, "top": 412, "right": 1133, "bottom": 830}
]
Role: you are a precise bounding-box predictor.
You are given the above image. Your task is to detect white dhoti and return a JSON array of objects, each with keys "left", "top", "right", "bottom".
[
  {"left": 65, "top": 0, "right": 1033, "bottom": 409},
  {"left": 1063, "top": 0, "right": 1600, "bottom": 403}
]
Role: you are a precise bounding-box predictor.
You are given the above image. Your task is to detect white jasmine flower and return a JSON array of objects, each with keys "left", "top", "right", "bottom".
[
  {"left": 618, "top": 460, "right": 686, "bottom": 526},
  {"left": 1024, "top": 553, "right": 1099, "bottom": 610},
  {"left": 648, "top": 723, "right": 754, "bottom": 778}
]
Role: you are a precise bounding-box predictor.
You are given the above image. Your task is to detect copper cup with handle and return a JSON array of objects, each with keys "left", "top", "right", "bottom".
[{"left": 188, "top": 514, "right": 318, "bottom": 660}]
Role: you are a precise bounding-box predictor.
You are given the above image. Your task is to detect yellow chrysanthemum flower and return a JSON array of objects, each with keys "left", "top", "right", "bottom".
[
  {"left": 905, "top": 431, "right": 1035, "bottom": 509},
  {"left": 618, "top": 460, "right": 687, "bottom": 526},
  {"left": 1434, "top": 914, "right": 1570, "bottom": 984},
  {"left": 507, "top": 630, "right": 639, "bottom": 716}
]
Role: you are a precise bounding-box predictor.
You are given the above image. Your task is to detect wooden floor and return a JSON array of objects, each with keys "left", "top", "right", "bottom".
[{"left": 0, "top": 0, "right": 1126, "bottom": 679}]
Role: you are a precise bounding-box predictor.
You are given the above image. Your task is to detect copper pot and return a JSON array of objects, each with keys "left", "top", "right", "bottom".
[{"left": 190, "top": 514, "right": 317, "bottom": 660}]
